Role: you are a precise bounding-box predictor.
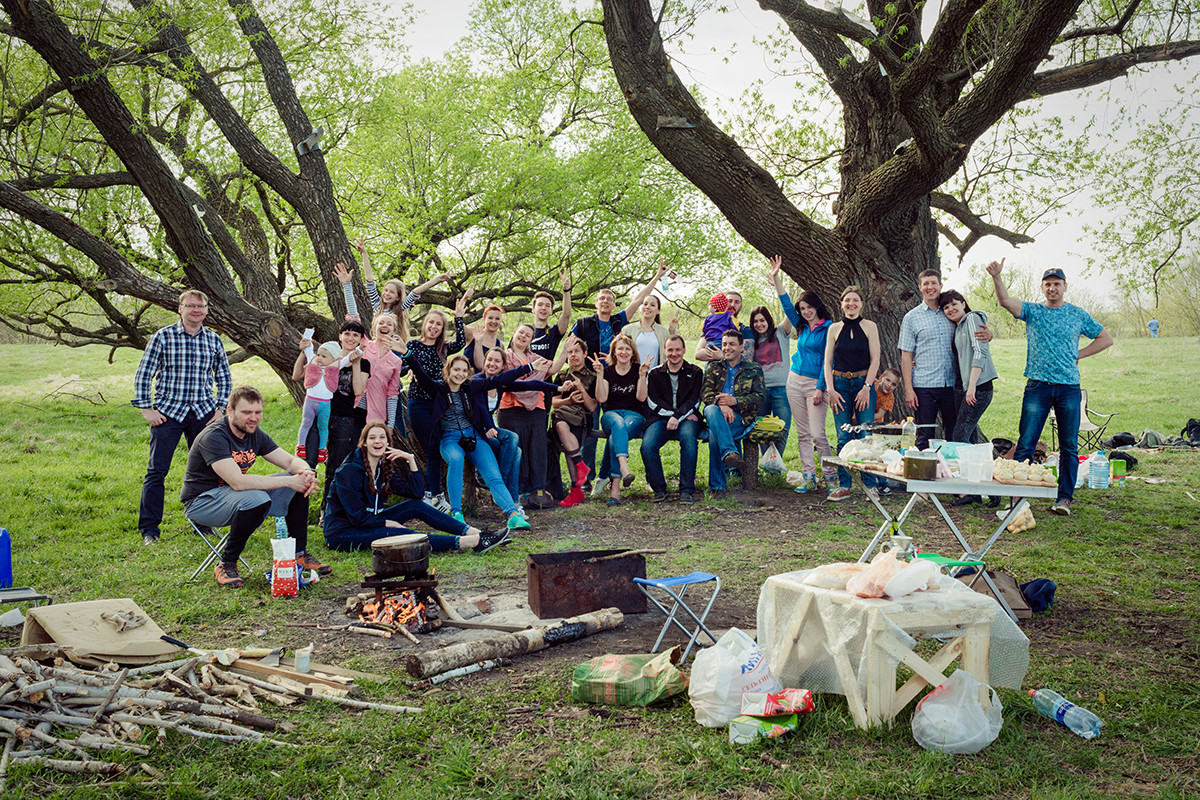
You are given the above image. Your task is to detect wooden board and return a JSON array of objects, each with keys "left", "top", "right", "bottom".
[
  {"left": 993, "top": 477, "right": 1055, "bottom": 487},
  {"left": 229, "top": 658, "right": 354, "bottom": 690}
]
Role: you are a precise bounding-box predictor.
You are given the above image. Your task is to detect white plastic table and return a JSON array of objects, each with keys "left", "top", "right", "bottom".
[{"left": 826, "top": 457, "right": 1057, "bottom": 622}]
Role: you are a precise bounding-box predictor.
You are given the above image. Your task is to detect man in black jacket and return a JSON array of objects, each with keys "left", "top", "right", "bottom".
[{"left": 640, "top": 336, "right": 704, "bottom": 503}]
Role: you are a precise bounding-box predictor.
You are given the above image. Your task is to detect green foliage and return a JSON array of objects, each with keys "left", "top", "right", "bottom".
[{"left": 332, "top": 0, "right": 738, "bottom": 306}]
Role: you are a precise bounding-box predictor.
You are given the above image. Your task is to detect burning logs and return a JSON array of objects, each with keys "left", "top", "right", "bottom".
[{"left": 404, "top": 607, "right": 624, "bottom": 678}]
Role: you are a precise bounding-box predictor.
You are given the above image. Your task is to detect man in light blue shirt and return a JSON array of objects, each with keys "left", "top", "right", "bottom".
[
  {"left": 989, "top": 261, "right": 1113, "bottom": 515},
  {"left": 898, "top": 270, "right": 959, "bottom": 449}
]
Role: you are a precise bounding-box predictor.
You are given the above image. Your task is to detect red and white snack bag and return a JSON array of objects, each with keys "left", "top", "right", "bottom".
[
  {"left": 270, "top": 537, "right": 299, "bottom": 598},
  {"left": 740, "top": 688, "right": 815, "bottom": 716}
]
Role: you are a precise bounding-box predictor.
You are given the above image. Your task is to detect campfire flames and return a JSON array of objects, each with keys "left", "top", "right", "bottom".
[{"left": 359, "top": 589, "right": 436, "bottom": 633}]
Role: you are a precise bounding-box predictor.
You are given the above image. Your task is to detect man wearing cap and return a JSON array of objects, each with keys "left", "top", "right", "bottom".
[
  {"left": 987, "top": 260, "right": 1113, "bottom": 515},
  {"left": 133, "top": 289, "right": 232, "bottom": 546}
]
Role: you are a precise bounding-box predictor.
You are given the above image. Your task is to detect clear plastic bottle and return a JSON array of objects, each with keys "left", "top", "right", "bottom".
[
  {"left": 1029, "top": 689, "right": 1104, "bottom": 739},
  {"left": 900, "top": 417, "right": 917, "bottom": 451},
  {"left": 1088, "top": 451, "right": 1110, "bottom": 489},
  {"left": 274, "top": 515, "right": 288, "bottom": 539}
]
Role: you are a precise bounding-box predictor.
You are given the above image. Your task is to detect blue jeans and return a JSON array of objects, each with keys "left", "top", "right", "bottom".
[
  {"left": 1016, "top": 380, "right": 1081, "bottom": 503},
  {"left": 324, "top": 497, "right": 468, "bottom": 552},
  {"left": 952, "top": 385, "right": 993, "bottom": 444},
  {"left": 139, "top": 409, "right": 210, "bottom": 538},
  {"left": 640, "top": 418, "right": 701, "bottom": 493},
  {"left": 833, "top": 375, "right": 877, "bottom": 490},
  {"left": 601, "top": 410, "right": 647, "bottom": 475},
  {"left": 703, "top": 404, "right": 751, "bottom": 490},
  {"left": 759, "top": 385, "right": 791, "bottom": 453},
  {"left": 439, "top": 430, "right": 517, "bottom": 516},
  {"left": 487, "top": 428, "right": 521, "bottom": 502}
]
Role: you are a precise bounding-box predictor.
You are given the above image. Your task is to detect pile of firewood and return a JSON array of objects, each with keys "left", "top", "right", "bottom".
[{"left": 0, "top": 644, "right": 420, "bottom": 786}]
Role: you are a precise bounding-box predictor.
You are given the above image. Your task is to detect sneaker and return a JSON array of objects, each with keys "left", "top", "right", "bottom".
[
  {"left": 422, "top": 492, "right": 437, "bottom": 508},
  {"left": 506, "top": 512, "right": 531, "bottom": 530},
  {"left": 793, "top": 473, "right": 817, "bottom": 494},
  {"left": 864, "top": 487, "right": 880, "bottom": 500},
  {"left": 878, "top": 484, "right": 894, "bottom": 497},
  {"left": 317, "top": 448, "right": 327, "bottom": 464},
  {"left": 295, "top": 551, "right": 331, "bottom": 575},
  {"left": 214, "top": 563, "right": 244, "bottom": 588},
  {"left": 621, "top": 472, "right": 636, "bottom": 489},
  {"left": 452, "top": 511, "right": 465, "bottom": 524},
  {"left": 679, "top": 491, "right": 695, "bottom": 504},
  {"left": 575, "top": 462, "right": 591, "bottom": 487},
  {"left": 590, "top": 480, "right": 608, "bottom": 498},
  {"left": 142, "top": 533, "right": 159, "bottom": 546},
  {"left": 296, "top": 445, "right": 306, "bottom": 459},
  {"left": 530, "top": 490, "right": 557, "bottom": 510},
  {"left": 558, "top": 487, "right": 585, "bottom": 508},
  {"left": 652, "top": 491, "right": 667, "bottom": 503},
  {"left": 606, "top": 497, "right": 621, "bottom": 507},
  {"left": 473, "top": 528, "right": 512, "bottom": 554},
  {"left": 722, "top": 451, "right": 744, "bottom": 470},
  {"left": 1050, "top": 499, "right": 1072, "bottom": 516},
  {"left": 827, "top": 487, "right": 852, "bottom": 502},
  {"left": 433, "top": 494, "right": 452, "bottom": 514}
]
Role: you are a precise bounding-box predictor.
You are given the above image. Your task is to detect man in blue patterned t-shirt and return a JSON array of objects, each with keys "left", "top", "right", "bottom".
[{"left": 988, "top": 261, "right": 1113, "bottom": 515}]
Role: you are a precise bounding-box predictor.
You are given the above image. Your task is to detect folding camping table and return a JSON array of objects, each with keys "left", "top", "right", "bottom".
[{"left": 826, "top": 456, "right": 1057, "bottom": 622}]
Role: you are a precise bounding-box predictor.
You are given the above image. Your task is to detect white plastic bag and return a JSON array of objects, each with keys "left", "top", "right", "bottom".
[
  {"left": 911, "top": 669, "right": 1002, "bottom": 754},
  {"left": 688, "top": 628, "right": 782, "bottom": 727},
  {"left": 758, "top": 443, "right": 785, "bottom": 474}
]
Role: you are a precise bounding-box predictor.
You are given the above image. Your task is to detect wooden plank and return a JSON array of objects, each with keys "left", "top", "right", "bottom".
[
  {"left": 228, "top": 659, "right": 349, "bottom": 691},
  {"left": 831, "top": 648, "right": 869, "bottom": 730},
  {"left": 863, "top": 617, "right": 896, "bottom": 728},
  {"left": 276, "top": 658, "right": 384, "bottom": 683},
  {"left": 959, "top": 622, "right": 992, "bottom": 710},
  {"left": 891, "top": 636, "right": 965, "bottom": 717},
  {"left": 876, "top": 632, "right": 957, "bottom": 690}
]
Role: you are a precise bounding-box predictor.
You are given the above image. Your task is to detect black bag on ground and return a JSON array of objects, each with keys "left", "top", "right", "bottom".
[
  {"left": 1102, "top": 432, "right": 1136, "bottom": 448},
  {"left": 1108, "top": 450, "right": 1137, "bottom": 471},
  {"left": 1183, "top": 418, "right": 1200, "bottom": 445}
]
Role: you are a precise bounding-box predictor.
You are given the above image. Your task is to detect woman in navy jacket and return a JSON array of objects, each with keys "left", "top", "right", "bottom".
[{"left": 323, "top": 422, "right": 508, "bottom": 553}]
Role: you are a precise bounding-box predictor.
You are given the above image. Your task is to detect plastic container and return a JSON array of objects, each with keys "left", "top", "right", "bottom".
[
  {"left": 1087, "top": 451, "right": 1110, "bottom": 489},
  {"left": 274, "top": 515, "right": 288, "bottom": 539},
  {"left": 0, "top": 529, "right": 11, "bottom": 589},
  {"left": 900, "top": 418, "right": 917, "bottom": 451},
  {"left": 1029, "top": 689, "right": 1103, "bottom": 739}
]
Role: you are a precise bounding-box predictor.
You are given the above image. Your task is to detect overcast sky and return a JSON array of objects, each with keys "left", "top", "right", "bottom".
[{"left": 399, "top": 1, "right": 1195, "bottom": 297}]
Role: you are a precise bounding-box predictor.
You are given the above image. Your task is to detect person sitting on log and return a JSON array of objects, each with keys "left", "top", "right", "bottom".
[{"left": 323, "top": 421, "right": 510, "bottom": 554}]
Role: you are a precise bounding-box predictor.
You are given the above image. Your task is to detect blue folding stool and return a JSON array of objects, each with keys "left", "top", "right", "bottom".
[{"left": 632, "top": 571, "right": 721, "bottom": 660}]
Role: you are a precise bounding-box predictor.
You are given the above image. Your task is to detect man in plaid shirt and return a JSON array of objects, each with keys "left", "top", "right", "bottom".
[{"left": 133, "top": 290, "right": 232, "bottom": 545}]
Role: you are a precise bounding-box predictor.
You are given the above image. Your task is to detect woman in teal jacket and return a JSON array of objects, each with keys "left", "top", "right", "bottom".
[{"left": 771, "top": 256, "right": 836, "bottom": 493}]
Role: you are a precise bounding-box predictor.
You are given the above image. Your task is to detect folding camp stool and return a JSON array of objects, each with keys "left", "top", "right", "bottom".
[
  {"left": 633, "top": 571, "right": 720, "bottom": 660},
  {"left": 187, "top": 519, "right": 250, "bottom": 581}
]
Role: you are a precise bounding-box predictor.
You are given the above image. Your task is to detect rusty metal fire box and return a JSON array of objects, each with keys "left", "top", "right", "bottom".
[{"left": 527, "top": 550, "right": 648, "bottom": 619}]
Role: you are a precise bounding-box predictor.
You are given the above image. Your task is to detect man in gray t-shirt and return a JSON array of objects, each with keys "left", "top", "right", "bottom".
[{"left": 181, "top": 386, "right": 329, "bottom": 588}]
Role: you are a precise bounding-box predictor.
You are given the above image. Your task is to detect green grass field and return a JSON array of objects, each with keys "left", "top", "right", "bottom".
[{"left": 0, "top": 338, "right": 1197, "bottom": 798}]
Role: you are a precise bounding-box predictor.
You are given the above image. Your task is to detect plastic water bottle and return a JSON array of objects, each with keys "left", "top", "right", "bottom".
[
  {"left": 0, "top": 529, "right": 12, "bottom": 589},
  {"left": 1029, "top": 689, "right": 1103, "bottom": 739},
  {"left": 900, "top": 417, "right": 917, "bottom": 451},
  {"left": 274, "top": 516, "right": 288, "bottom": 539},
  {"left": 1088, "top": 451, "right": 1110, "bottom": 489}
]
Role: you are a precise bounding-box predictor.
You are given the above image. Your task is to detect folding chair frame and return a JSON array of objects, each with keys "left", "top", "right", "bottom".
[
  {"left": 1050, "top": 388, "right": 1117, "bottom": 452},
  {"left": 633, "top": 572, "right": 721, "bottom": 661},
  {"left": 187, "top": 519, "right": 250, "bottom": 581}
]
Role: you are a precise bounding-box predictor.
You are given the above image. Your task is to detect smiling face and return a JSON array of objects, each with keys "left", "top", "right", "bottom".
[
  {"left": 380, "top": 283, "right": 400, "bottom": 305},
  {"left": 942, "top": 297, "right": 966, "bottom": 323},
  {"left": 919, "top": 275, "right": 942, "bottom": 304},
  {"left": 483, "top": 308, "right": 503, "bottom": 333},
  {"left": 314, "top": 348, "right": 337, "bottom": 367},
  {"left": 752, "top": 312, "right": 769, "bottom": 334},
  {"left": 422, "top": 311, "right": 445, "bottom": 342},
  {"left": 446, "top": 357, "right": 471, "bottom": 389},
  {"left": 665, "top": 337, "right": 684, "bottom": 368},
  {"left": 372, "top": 313, "right": 395, "bottom": 342},
  {"left": 532, "top": 296, "right": 553, "bottom": 321},
  {"left": 612, "top": 338, "right": 634, "bottom": 365},
  {"left": 178, "top": 293, "right": 209, "bottom": 330},
  {"left": 1041, "top": 277, "right": 1066, "bottom": 306},
  {"left": 364, "top": 425, "right": 390, "bottom": 458},
  {"left": 727, "top": 292, "right": 743, "bottom": 316},
  {"left": 798, "top": 300, "right": 818, "bottom": 324},
  {"left": 483, "top": 348, "right": 505, "bottom": 377},
  {"left": 877, "top": 372, "right": 899, "bottom": 395},
  {"left": 721, "top": 332, "right": 741, "bottom": 363},
  {"left": 227, "top": 398, "right": 263, "bottom": 437},
  {"left": 512, "top": 324, "right": 534, "bottom": 351},
  {"left": 339, "top": 329, "right": 363, "bottom": 351},
  {"left": 641, "top": 295, "right": 660, "bottom": 321},
  {"left": 595, "top": 290, "right": 616, "bottom": 316},
  {"left": 841, "top": 290, "right": 863, "bottom": 319}
]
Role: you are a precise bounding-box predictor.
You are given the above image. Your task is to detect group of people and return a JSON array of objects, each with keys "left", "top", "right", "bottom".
[{"left": 132, "top": 250, "right": 1111, "bottom": 587}]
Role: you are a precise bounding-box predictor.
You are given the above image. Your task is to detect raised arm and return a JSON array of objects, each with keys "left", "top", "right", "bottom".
[
  {"left": 987, "top": 259, "right": 1022, "bottom": 318},
  {"left": 355, "top": 240, "right": 374, "bottom": 283},
  {"left": 768, "top": 255, "right": 797, "bottom": 334},
  {"left": 411, "top": 270, "right": 455, "bottom": 296},
  {"left": 623, "top": 258, "right": 669, "bottom": 318},
  {"left": 556, "top": 270, "right": 573, "bottom": 335}
]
